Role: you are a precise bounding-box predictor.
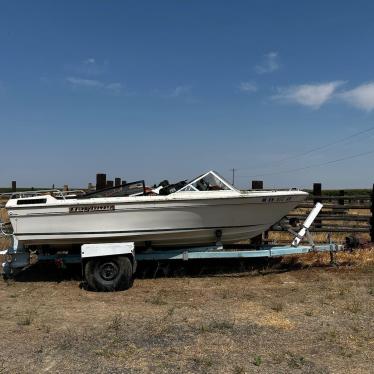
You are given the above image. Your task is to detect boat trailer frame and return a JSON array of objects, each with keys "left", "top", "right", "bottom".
[{"left": 1, "top": 203, "right": 344, "bottom": 287}]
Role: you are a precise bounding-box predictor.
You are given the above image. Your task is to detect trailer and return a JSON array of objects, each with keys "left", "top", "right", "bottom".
[{"left": 1, "top": 203, "right": 344, "bottom": 291}]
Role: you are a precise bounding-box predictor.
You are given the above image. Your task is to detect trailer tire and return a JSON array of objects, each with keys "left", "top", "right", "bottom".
[{"left": 84, "top": 256, "right": 133, "bottom": 292}]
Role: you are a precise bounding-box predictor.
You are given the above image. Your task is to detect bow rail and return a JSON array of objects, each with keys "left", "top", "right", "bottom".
[{"left": 0, "top": 188, "right": 86, "bottom": 201}]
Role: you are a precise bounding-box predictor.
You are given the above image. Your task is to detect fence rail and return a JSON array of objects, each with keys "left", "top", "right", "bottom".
[
  {"left": 306, "top": 195, "right": 371, "bottom": 200},
  {"left": 271, "top": 226, "right": 369, "bottom": 233},
  {"left": 262, "top": 181, "right": 374, "bottom": 243},
  {"left": 286, "top": 214, "right": 371, "bottom": 221},
  {"left": 297, "top": 203, "right": 371, "bottom": 209}
]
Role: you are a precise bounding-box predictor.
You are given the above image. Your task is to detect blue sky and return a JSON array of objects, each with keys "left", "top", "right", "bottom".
[{"left": 1, "top": 1, "right": 374, "bottom": 189}]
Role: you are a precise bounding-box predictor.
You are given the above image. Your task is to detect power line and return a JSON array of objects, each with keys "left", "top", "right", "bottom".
[
  {"left": 236, "top": 148, "right": 374, "bottom": 179},
  {"left": 236, "top": 123, "right": 374, "bottom": 171}
]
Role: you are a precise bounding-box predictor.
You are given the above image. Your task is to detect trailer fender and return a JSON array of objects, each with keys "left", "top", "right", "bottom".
[
  {"left": 81, "top": 242, "right": 136, "bottom": 291},
  {"left": 81, "top": 242, "right": 136, "bottom": 272}
]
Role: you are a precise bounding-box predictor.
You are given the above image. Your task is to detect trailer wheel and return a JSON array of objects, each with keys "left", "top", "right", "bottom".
[{"left": 84, "top": 256, "right": 133, "bottom": 292}]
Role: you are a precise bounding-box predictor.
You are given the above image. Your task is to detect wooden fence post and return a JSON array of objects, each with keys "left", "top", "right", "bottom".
[
  {"left": 96, "top": 173, "right": 106, "bottom": 190},
  {"left": 115, "top": 178, "right": 121, "bottom": 187},
  {"left": 11, "top": 181, "right": 16, "bottom": 192},
  {"left": 251, "top": 180, "right": 263, "bottom": 189},
  {"left": 313, "top": 183, "right": 322, "bottom": 228},
  {"left": 313, "top": 183, "right": 322, "bottom": 203},
  {"left": 371, "top": 184, "right": 374, "bottom": 242},
  {"left": 338, "top": 190, "right": 345, "bottom": 206}
]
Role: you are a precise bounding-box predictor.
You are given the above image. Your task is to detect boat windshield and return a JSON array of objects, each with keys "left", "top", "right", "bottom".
[{"left": 177, "top": 171, "right": 237, "bottom": 192}]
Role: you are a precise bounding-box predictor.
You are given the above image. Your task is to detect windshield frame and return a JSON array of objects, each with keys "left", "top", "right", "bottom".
[{"left": 177, "top": 170, "right": 238, "bottom": 192}]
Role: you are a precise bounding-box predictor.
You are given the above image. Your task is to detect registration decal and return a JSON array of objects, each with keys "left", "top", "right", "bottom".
[{"left": 261, "top": 196, "right": 292, "bottom": 203}]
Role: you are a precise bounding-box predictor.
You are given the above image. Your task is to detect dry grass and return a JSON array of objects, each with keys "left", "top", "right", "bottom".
[
  {"left": 0, "top": 208, "right": 8, "bottom": 223},
  {"left": 268, "top": 230, "right": 370, "bottom": 244},
  {"left": 0, "top": 202, "right": 373, "bottom": 372},
  {"left": 0, "top": 237, "right": 10, "bottom": 250},
  {"left": 0, "top": 207, "right": 10, "bottom": 250},
  {"left": 0, "top": 248, "right": 373, "bottom": 373}
]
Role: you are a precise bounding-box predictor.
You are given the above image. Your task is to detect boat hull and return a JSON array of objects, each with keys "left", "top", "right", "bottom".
[{"left": 8, "top": 191, "right": 307, "bottom": 247}]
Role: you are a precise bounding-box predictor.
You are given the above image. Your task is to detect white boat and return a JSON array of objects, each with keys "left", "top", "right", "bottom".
[{"left": 5, "top": 171, "right": 308, "bottom": 248}]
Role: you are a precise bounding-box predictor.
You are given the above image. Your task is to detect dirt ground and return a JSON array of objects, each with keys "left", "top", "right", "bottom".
[{"left": 0, "top": 250, "right": 373, "bottom": 374}]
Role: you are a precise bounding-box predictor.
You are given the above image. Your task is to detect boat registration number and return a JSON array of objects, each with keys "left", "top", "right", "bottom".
[{"left": 262, "top": 197, "right": 292, "bottom": 203}]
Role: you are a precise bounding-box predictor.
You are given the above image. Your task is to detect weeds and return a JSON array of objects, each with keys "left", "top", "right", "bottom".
[
  {"left": 233, "top": 365, "right": 246, "bottom": 373},
  {"left": 367, "top": 279, "right": 374, "bottom": 296},
  {"left": 320, "top": 328, "right": 338, "bottom": 343},
  {"left": 242, "top": 291, "right": 255, "bottom": 300},
  {"left": 346, "top": 299, "right": 362, "bottom": 314},
  {"left": 40, "top": 324, "right": 51, "bottom": 334},
  {"left": 193, "top": 357, "right": 213, "bottom": 368},
  {"left": 108, "top": 314, "right": 126, "bottom": 332},
  {"left": 200, "top": 319, "right": 234, "bottom": 333},
  {"left": 17, "top": 310, "right": 35, "bottom": 326},
  {"left": 145, "top": 293, "right": 167, "bottom": 305},
  {"left": 338, "top": 281, "right": 354, "bottom": 297},
  {"left": 0, "top": 360, "right": 6, "bottom": 374},
  {"left": 167, "top": 306, "right": 175, "bottom": 316},
  {"left": 270, "top": 300, "right": 284, "bottom": 312},
  {"left": 94, "top": 346, "right": 127, "bottom": 359},
  {"left": 288, "top": 355, "right": 306, "bottom": 369},
  {"left": 253, "top": 356, "right": 262, "bottom": 366},
  {"left": 56, "top": 328, "right": 81, "bottom": 350}
]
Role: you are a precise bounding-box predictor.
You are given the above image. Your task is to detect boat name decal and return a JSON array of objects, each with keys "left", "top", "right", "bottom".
[{"left": 69, "top": 205, "right": 115, "bottom": 213}]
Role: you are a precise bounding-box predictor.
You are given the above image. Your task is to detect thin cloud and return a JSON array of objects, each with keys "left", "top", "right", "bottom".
[
  {"left": 66, "top": 77, "right": 122, "bottom": 94},
  {"left": 239, "top": 81, "right": 257, "bottom": 93},
  {"left": 67, "top": 77, "right": 102, "bottom": 88},
  {"left": 84, "top": 58, "right": 96, "bottom": 65},
  {"left": 339, "top": 82, "right": 374, "bottom": 111},
  {"left": 106, "top": 82, "right": 122, "bottom": 94},
  {"left": 152, "top": 85, "right": 192, "bottom": 98},
  {"left": 66, "top": 58, "right": 107, "bottom": 76},
  {"left": 273, "top": 81, "right": 345, "bottom": 109},
  {"left": 170, "top": 85, "right": 191, "bottom": 97},
  {"left": 255, "top": 52, "right": 279, "bottom": 74}
]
